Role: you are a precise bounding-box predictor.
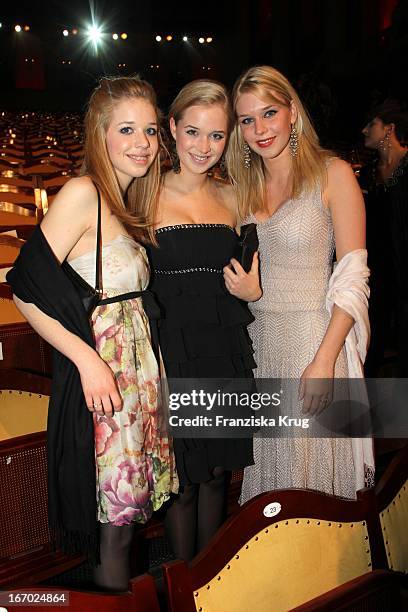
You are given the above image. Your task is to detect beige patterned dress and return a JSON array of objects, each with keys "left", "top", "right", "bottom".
[
  {"left": 240, "top": 186, "right": 357, "bottom": 504},
  {"left": 69, "top": 235, "right": 178, "bottom": 524}
]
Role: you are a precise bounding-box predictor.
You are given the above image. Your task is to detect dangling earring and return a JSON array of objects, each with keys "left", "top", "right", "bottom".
[
  {"left": 289, "top": 124, "right": 299, "bottom": 157},
  {"left": 243, "top": 142, "right": 251, "bottom": 168},
  {"left": 378, "top": 131, "right": 391, "bottom": 153},
  {"left": 171, "top": 141, "right": 181, "bottom": 173},
  {"left": 219, "top": 155, "right": 227, "bottom": 179}
]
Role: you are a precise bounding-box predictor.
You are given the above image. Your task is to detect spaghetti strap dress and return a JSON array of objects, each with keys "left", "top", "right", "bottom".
[
  {"left": 147, "top": 224, "right": 256, "bottom": 486},
  {"left": 68, "top": 234, "right": 178, "bottom": 525}
]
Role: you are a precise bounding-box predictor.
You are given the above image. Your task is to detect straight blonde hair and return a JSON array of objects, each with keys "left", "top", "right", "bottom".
[
  {"left": 226, "top": 65, "right": 333, "bottom": 220},
  {"left": 81, "top": 75, "right": 162, "bottom": 243},
  {"left": 169, "top": 79, "right": 233, "bottom": 130}
]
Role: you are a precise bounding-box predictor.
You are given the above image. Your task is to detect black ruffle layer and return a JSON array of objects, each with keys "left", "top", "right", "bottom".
[{"left": 146, "top": 225, "right": 256, "bottom": 484}]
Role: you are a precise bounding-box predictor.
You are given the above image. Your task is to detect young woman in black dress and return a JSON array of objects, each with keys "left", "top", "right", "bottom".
[{"left": 147, "top": 80, "right": 261, "bottom": 561}]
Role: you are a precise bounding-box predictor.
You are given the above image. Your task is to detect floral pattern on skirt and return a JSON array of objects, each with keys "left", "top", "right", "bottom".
[{"left": 92, "top": 291, "right": 178, "bottom": 526}]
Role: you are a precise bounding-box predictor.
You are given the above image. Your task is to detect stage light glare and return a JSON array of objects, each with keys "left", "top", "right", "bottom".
[
  {"left": 24, "top": 25, "right": 30, "bottom": 31},
  {"left": 206, "top": 37, "right": 213, "bottom": 43},
  {"left": 155, "top": 35, "right": 162, "bottom": 42},
  {"left": 62, "top": 29, "right": 69, "bottom": 37},
  {"left": 166, "top": 35, "right": 173, "bottom": 41},
  {"left": 182, "top": 36, "right": 188, "bottom": 42},
  {"left": 87, "top": 24, "right": 102, "bottom": 48},
  {"left": 198, "top": 37, "right": 204, "bottom": 43},
  {"left": 120, "top": 32, "right": 127, "bottom": 39},
  {"left": 0, "top": 23, "right": 2, "bottom": 29},
  {"left": 72, "top": 28, "right": 78, "bottom": 35},
  {"left": 15, "top": 25, "right": 22, "bottom": 33},
  {"left": 112, "top": 33, "right": 119, "bottom": 40}
]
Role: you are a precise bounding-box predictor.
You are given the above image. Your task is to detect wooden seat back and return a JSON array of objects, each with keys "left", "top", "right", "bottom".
[
  {"left": 163, "top": 488, "right": 386, "bottom": 612},
  {"left": 376, "top": 443, "right": 408, "bottom": 573}
]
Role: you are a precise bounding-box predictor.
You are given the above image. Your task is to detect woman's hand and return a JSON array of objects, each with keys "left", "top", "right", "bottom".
[
  {"left": 223, "top": 252, "right": 262, "bottom": 302},
  {"left": 76, "top": 349, "right": 123, "bottom": 418},
  {"left": 299, "top": 358, "right": 334, "bottom": 415}
]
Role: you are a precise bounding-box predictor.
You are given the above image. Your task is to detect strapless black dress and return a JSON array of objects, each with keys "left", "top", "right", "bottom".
[{"left": 147, "top": 224, "right": 256, "bottom": 485}]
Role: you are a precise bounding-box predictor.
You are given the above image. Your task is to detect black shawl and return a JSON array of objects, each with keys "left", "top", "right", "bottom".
[{"left": 7, "top": 226, "right": 99, "bottom": 561}]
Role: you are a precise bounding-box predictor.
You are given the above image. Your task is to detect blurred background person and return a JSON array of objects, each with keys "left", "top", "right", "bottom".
[{"left": 361, "top": 100, "right": 408, "bottom": 377}]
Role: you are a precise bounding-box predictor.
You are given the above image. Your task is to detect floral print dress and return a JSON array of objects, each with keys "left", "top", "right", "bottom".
[{"left": 68, "top": 234, "right": 178, "bottom": 525}]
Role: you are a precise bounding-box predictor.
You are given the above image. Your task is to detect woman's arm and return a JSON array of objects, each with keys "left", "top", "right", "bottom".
[
  {"left": 13, "top": 177, "right": 122, "bottom": 417},
  {"left": 223, "top": 254, "right": 262, "bottom": 301},
  {"left": 300, "top": 159, "right": 366, "bottom": 414}
]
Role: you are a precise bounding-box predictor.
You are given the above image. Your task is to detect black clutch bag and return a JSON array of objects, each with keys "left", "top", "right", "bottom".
[
  {"left": 234, "top": 223, "right": 259, "bottom": 273},
  {"left": 62, "top": 183, "right": 102, "bottom": 316}
]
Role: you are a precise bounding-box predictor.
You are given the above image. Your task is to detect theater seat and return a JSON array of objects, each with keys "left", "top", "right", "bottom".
[
  {"left": 0, "top": 370, "right": 83, "bottom": 588},
  {"left": 163, "top": 488, "right": 384, "bottom": 612},
  {"left": 0, "top": 381, "right": 49, "bottom": 441},
  {"left": 376, "top": 443, "right": 408, "bottom": 573}
]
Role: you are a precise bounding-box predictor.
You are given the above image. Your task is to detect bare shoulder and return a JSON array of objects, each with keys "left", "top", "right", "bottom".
[
  {"left": 55, "top": 175, "right": 97, "bottom": 205},
  {"left": 41, "top": 175, "right": 98, "bottom": 239},
  {"left": 327, "top": 157, "right": 355, "bottom": 184},
  {"left": 46, "top": 175, "right": 97, "bottom": 219}
]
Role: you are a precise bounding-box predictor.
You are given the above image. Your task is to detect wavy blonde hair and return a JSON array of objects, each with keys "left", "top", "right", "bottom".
[
  {"left": 226, "top": 65, "right": 333, "bottom": 219},
  {"left": 81, "top": 75, "right": 162, "bottom": 243}
]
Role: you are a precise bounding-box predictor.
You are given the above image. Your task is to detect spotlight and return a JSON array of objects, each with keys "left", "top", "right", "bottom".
[
  {"left": 182, "top": 36, "right": 188, "bottom": 42},
  {"left": 198, "top": 37, "right": 204, "bottom": 43},
  {"left": 87, "top": 24, "right": 102, "bottom": 49},
  {"left": 166, "top": 35, "right": 173, "bottom": 41},
  {"left": 120, "top": 32, "right": 127, "bottom": 39},
  {"left": 112, "top": 33, "right": 119, "bottom": 40},
  {"left": 0, "top": 23, "right": 2, "bottom": 29},
  {"left": 15, "top": 25, "right": 22, "bottom": 33},
  {"left": 155, "top": 35, "right": 162, "bottom": 42},
  {"left": 62, "top": 29, "right": 69, "bottom": 37},
  {"left": 206, "top": 37, "right": 213, "bottom": 43},
  {"left": 24, "top": 25, "right": 30, "bottom": 32},
  {"left": 72, "top": 28, "right": 78, "bottom": 35}
]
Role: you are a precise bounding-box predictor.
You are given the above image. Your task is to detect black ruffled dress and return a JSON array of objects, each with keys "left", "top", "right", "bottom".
[{"left": 147, "top": 223, "right": 256, "bottom": 485}]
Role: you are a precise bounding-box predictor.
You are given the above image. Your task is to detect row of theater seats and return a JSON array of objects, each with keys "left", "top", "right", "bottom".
[
  {"left": 0, "top": 110, "right": 83, "bottom": 228},
  {"left": 0, "top": 111, "right": 81, "bottom": 374},
  {"left": 0, "top": 367, "right": 407, "bottom": 610}
]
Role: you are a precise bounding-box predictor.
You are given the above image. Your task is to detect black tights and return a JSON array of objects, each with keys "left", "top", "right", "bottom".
[
  {"left": 165, "top": 467, "right": 226, "bottom": 562},
  {"left": 93, "top": 522, "right": 135, "bottom": 591}
]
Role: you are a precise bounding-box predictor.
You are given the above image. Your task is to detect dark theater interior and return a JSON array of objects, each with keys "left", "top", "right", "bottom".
[{"left": 0, "top": 1, "right": 407, "bottom": 610}]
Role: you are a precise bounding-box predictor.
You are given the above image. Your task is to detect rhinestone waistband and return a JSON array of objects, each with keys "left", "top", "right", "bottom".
[{"left": 154, "top": 267, "right": 223, "bottom": 275}]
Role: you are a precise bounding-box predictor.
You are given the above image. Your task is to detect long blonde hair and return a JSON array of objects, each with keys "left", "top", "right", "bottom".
[
  {"left": 226, "top": 65, "right": 333, "bottom": 219},
  {"left": 81, "top": 75, "right": 162, "bottom": 243}
]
